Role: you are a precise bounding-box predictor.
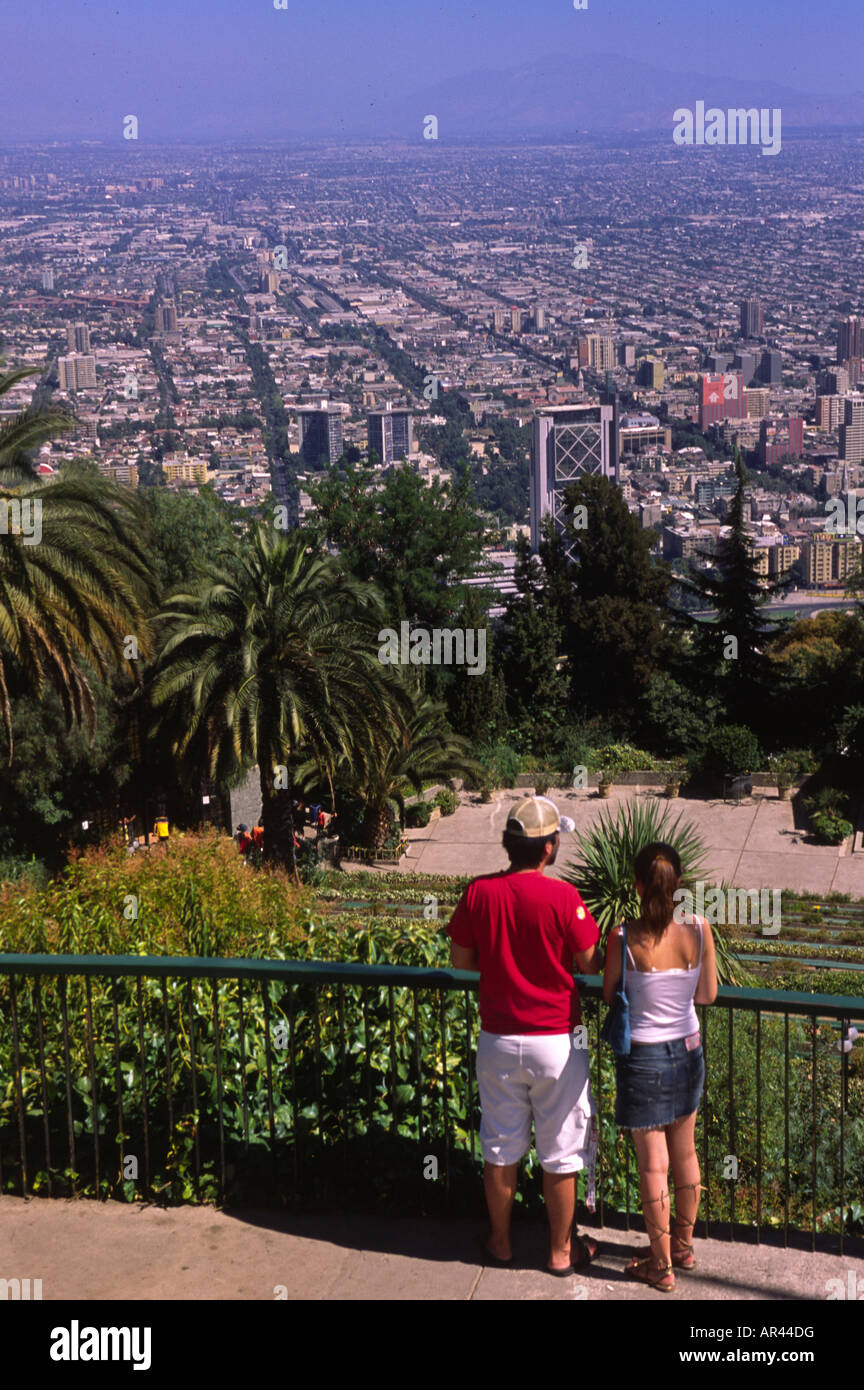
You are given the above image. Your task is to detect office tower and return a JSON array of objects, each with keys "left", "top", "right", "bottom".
[
  {"left": 758, "top": 350, "right": 782, "bottom": 385},
  {"left": 533, "top": 305, "right": 547, "bottom": 332},
  {"left": 41, "top": 268, "right": 54, "bottom": 291},
  {"left": 510, "top": 305, "right": 524, "bottom": 334},
  {"left": 706, "top": 353, "right": 732, "bottom": 374},
  {"left": 816, "top": 395, "right": 845, "bottom": 431},
  {"left": 618, "top": 343, "right": 636, "bottom": 368},
  {"left": 58, "top": 355, "right": 97, "bottom": 391},
  {"left": 838, "top": 316, "right": 864, "bottom": 363},
  {"left": 759, "top": 416, "right": 804, "bottom": 466},
  {"left": 840, "top": 397, "right": 864, "bottom": 464},
  {"left": 637, "top": 358, "right": 664, "bottom": 389},
  {"left": 818, "top": 367, "right": 849, "bottom": 396},
  {"left": 367, "top": 405, "right": 414, "bottom": 464},
  {"left": 297, "top": 402, "right": 345, "bottom": 467},
  {"left": 261, "top": 270, "right": 280, "bottom": 294},
  {"left": 699, "top": 374, "right": 747, "bottom": 430},
  {"left": 586, "top": 334, "right": 615, "bottom": 371},
  {"left": 493, "top": 307, "right": 510, "bottom": 332},
  {"left": 733, "top": 351, "right": 756, "bottom": 386},
  {"left": 530, "top": 403, "right": 619, "bottom": 551},
  {"left": 66, "top": 322, "right": 90, "bottom": 354},
  {"left": 739, "top": 297, "right": 764, "bottom": 339}
]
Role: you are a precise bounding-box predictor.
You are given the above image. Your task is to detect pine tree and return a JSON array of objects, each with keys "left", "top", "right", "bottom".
[{"left": 674, "top": 451, "right": 791, "bottom": 724}]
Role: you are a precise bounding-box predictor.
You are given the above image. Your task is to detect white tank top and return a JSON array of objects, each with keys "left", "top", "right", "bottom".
[{"left": 624, "top": 918, "right": 703, "bottom": 1043}]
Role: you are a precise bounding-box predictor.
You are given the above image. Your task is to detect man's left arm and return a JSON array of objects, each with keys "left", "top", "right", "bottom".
[{"left": 451, "top": 943, "right": 479, "bottom": 970}]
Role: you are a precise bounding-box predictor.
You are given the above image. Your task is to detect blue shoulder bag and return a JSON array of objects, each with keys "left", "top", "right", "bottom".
[{"left": 600, "top": 922, "right": 631, "bottom": 1056}]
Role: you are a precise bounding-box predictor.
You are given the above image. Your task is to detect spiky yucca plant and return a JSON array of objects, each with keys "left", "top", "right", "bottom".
[{"left": 561, "top": 798, "right": 748, "bottom": 985}]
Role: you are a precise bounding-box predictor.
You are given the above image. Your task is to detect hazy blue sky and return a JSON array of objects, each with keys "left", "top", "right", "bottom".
[{"left": 2, "top": 0, "right": 861, "bottom": 141}]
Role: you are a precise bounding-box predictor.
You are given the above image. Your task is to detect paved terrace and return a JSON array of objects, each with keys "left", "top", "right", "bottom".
[
  {"left": 3, "top": 1197, "right": 862, "bottom": 1301},
  {"left": 376, "top": 786, "right": 864, "bottom": 895}
]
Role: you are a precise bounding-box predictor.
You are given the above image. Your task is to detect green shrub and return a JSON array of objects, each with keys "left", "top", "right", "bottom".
[
  {"left": 593, "top": 743, "right": 656, "bottom": 778},
  {"left": 811, "top": 812, "right": 852, "bottom": 846},
  {"left": 475, "top": 739, "right": 521, "bottom": 789},
  {"left": 433, "top": 789, "right": 459, "bottom": 816},
  {"left": 697, "top": 725, "right": 760, "bottom": 778},
  {"left": 405, "top": 800, "right": 431, "bottom": 828}
]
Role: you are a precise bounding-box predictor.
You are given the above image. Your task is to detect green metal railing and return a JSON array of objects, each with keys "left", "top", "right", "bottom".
[{"left": 0, "top": 953, "right": 862, "bottom": 1249}]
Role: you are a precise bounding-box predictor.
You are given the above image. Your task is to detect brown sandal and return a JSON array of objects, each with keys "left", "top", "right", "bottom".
[{"left": 625, "top": 1255, "right": 675, "bottom": 1292}]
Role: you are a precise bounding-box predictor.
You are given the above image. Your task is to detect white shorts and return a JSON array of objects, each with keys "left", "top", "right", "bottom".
[{"left": 476, "top": 1030, "right": 595, "bottom": 1173}]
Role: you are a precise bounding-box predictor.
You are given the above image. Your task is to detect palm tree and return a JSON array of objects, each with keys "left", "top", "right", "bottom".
[
  {"left": 301, "top": 689, "right": 482, "bottom": 853},
  {"left": 0, "top": 367, "right": 155, "bottom": 757},
  {"left": 150, "top": 523, "right": 411, "bottom": 875}
]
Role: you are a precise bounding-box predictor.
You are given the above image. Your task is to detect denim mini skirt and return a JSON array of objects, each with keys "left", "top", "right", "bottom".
[{"left": 614, "top": 1036, "right": 705, "bottom": 1131}]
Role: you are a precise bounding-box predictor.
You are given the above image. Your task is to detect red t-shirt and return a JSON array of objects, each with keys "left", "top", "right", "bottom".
[{"left": 447, "top": 871, "right": 599, "bottom": 1035}]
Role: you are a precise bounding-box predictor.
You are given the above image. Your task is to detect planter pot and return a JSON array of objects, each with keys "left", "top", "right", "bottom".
[
  {"left": 776, "top": 783, "right": 791, "bottom": 801},
  {"left": 664, "top": 783, "right": 681, "bottom": 799},
  {"left": 598, "top": 781, "right": 612, "bottom": 799}
]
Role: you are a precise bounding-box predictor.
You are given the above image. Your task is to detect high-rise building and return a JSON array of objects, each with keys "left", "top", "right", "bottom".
[
  {"left": 745, "top": 388, "right": 771, "bottom": 419},
  {"left": 367, "top": 405, "right": 414, "bottom": 464},
  {"left": 759, "top": 416, "right": 804, "bottom": 466},
  {"left": 530, "top": 403, "right": 619, "bottom": 551},
  {"left": 618, "top": 344, "right": 636, "bottom": 368},
  {"left": 733, "top": 351, "right": 757, "bottom": 386},
  {"left": 510, "top": 305, "right": 524, "bottom": 334},
  {"left": 532, "top": 305, "right": 547, "bottom": 332},
  {"left": 706, "top": 352, "right": 732, "bottom": 374},
  {"left": 41, "top": 268, "right": 54, "bottom": 291},
  {"left": 803, "top": 533, "right": 860, "bottom": 586},
  {"left": 58, "top": 355, "right": 97, "bottom": 391},
  {"left": 66, "top": 322, "right": 90, "bottom": 354},
  {"left": 586, "top": 334, "right": 615, "bottom": 371},
  {"left": 838, "top": 316, "right": 864, "bottom": 363},
  {"left": 758, "top": 350, "right": 782, "bottom": 385},
  {"left": 840, "top": 397, "right": 864, "bottom": 464},
  {"left": 699, "top": 373, "right": 747, "bottom": 431},
  {"left": 637, "top": 358, "right": 664, "bottom": 389},
  {"left": 492, "top": 307, "right": 510, "bottom": 332},
  {"left": 816, "top": 395, "right": 846, "bottom": 431},
  {"left": 740, "top": 298, "right": 764, "bottom": 339},
  {"left": 818, "top": 367, "right": 849, "bottom": 396},
  {"left": 297, "top": 402, "right": 345, "bottom": 467},
  {"left": 261, "top": 270, "right": 280, "bottom": 294},
  {"left": 155, "top": 301, "right": 178, "bottom": 333}
]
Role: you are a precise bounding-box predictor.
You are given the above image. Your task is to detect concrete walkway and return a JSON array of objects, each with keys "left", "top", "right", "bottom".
[
  {"left": 2, "top": 1196, "right": 860, "bottom": 1301},
  {"left": 383, "top": 787, "right": 864, "bottom": 896}
]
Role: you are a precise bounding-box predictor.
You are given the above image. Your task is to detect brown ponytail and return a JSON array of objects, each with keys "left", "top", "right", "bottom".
[{"left": 633, "top": 841, "right": 682, "bottom": 940}]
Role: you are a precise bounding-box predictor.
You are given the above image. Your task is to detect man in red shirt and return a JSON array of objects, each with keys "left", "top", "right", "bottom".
[{"left": 448, "top": 796, "right": 602, "bottom": 1276}]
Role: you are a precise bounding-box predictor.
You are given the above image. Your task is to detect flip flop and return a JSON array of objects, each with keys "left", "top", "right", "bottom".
[
  {"left": 572, "top": 1234, "right": 599, "bottom": 1269},
  {"left": 476, "top": 1234, "right": 512, "bottom": 1267},
  {"left": 546, "top": 1234, "right": 598, "bottom": 1276}
]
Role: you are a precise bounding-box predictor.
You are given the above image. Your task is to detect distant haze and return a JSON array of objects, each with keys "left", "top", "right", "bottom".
[{"left": 2, "top": 0, "right": 863, "bottom": 143}]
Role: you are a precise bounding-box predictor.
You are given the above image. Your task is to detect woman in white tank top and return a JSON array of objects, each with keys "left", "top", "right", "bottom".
[{"left": 602, "top": 841, "right": 718, "bottom": 1292}]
